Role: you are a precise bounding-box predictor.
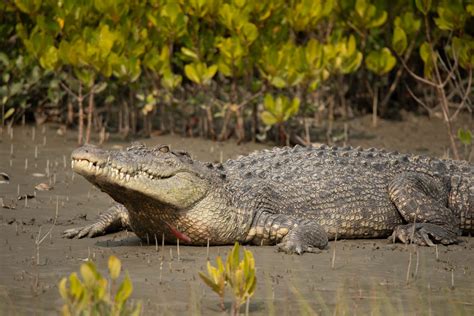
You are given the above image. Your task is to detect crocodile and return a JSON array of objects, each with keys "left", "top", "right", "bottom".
[{"left": 63, "top": 143, "right": 473, "bottom": 254}]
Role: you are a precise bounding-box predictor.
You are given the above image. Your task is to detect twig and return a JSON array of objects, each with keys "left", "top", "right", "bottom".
[
  {"left": 35, "top": 196, "right": 59, "bottom": 265},
  {"left": 331, "top": 228, "right": 337, "bottom": 269},
  {"left": 399, "top": 57, "right": 439, "bottom": 88},
  {"left": 450, "top": 68, "right": 472, "bottom": 121},
  {"left": 406, "top": 250, "right": 412, "bottom": 285},
  {"left": 405, "top": 84, "right": 433, "bottom": 115},
  {"left": 414, "top": 246, "right": 419, "bottom": 280}
]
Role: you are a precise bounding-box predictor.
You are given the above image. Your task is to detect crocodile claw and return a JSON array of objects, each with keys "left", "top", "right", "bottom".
[
  {"left": 390, "top": 223, "right": 459, "bottom": 246},
  {"left": 62, "top": 223, "right": 107, "bottom": 239},
  {"left": 276, "top": 240, "right": 323, "bottom": 255}
]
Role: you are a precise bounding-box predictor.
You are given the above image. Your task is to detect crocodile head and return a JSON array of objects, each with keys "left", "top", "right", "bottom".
[{"left": 71, "top": 143, "right": 213, "bottom": 210}]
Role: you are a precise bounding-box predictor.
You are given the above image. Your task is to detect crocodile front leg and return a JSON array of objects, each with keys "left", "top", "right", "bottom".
[
  {"left": 246, "top": 212, "right": 328, "bottom": 254},
  {"left": 63, "top": 203, "right": 131, "bottom": 238},
  {"left": 388, "top": 172, "right": 461, "bottom": 246}
]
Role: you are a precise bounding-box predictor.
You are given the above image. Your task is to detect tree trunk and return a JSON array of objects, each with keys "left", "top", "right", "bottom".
[
  {"left": 206, "top": 106, "right": 216, "bottom": 140},
  {"left": 218, "top": 108, "right": 231, "bottom": 141},
  {"left": 85, "top": 89, "right": 94, "bottom": 144},
  {"left": 251, "top": 103, "right": 258, "bottom": 142},
  {"left": 67, "top": 99, "right": 74, "bottom": 126},
  {"left": 123, "top": 100, "right": 130, "bottom": 139},
  {"left": 77, "top": 84, "right": 84, "bottom": 145},
  {"left": 236, "top": 107, "right": 245, "bottom": 144}
]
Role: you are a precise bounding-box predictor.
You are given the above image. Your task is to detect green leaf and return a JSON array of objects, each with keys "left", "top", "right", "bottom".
[
  {"left": 97, "top": 24, "right": 116, "bottom": 56},
  {"left": 365, "top": 48, "right": 396, "bottom": 75},
  {"left": 68, "top": 273, "right": 83, "bottom": 300},
  {"left": 181, "top": 47, "right": 199, "bottom": 61},
  {"left": 415, "top": 0, "right": 431, "bottom": 15},
  {"left": 340, "top": 51, "right": 363, "bottom": 74},
  {"left": 14, "top": 0, "right": 42, "bottom": 14},
  {"left": 108, "top": 255, "right": 121, "bottom": 280},
  {"left": 263, "top": 93, "right": 275, "bottom": 112},
  {"left": 451, "top": 36, "right": 474, "bottom": 70},
  {"left": 261, "top": 111, "right": 278, "bottom": 126},
  {"left": 270, "top": 76, "right": 287, "bottom": 88},
  {"left": 198, "top": 272, "right": 221, "bottom": 294},
  {"left": 184, "top": 63, "right": 201, "bottom": 84},
  {"left": 80, "top": 262, "right": 97, "bottom": 287},
  {"left": 394, "top": 12, "right": 421, "bottom": 36},
  {"left": 162, "top": 70, "right": 182, "bottom": 91},
  {"left": 161, "top": 1, "right": 182, "bottom": 23},
  {"left": 115, "top": 273, "right": 133, "bottom": 303},
  {"left": 368, "top": 11, "right": 387, "bottom": 28},
  {"left": 419, "top": 42, "right": 431, "bottom": 64},
  {"left": 458, "top": 128, "right": 472, "bottom": 145},
  {"left": 58, "top": 277, "right": 68, "bottom": 300},
  {"left": 4, "top": 108, "right": 15, "bottom": 120},
  {"left": 74, "top": 68, "right": 95, "bottom": 87},
  {"left": 39, "top": 45, "right": 58, "bottom": 70},
  {"left": 392, "top": 26, "right": 407, "bottom": 55},
  {"left": 467, "top": 5, "right": 474, "bottom": 16},
  {"left": 205, "top": 64, "right": 218, "bottom": 81},
  {"left": 419, "top": 42, "right": 435, "bottom": 77},
  {"left": 241, "top": 22, "right": 258, "bottom": 44},
  {"left": 434, "top": 2, "right": 468, "bottom": 31},
  {"left": 94, "top": 82, "right": 107, "bottom": 94}
]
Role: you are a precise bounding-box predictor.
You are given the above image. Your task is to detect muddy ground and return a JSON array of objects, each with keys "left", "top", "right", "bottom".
[{"left": 0, "top": 113, "right": 473, "bottom": 315}]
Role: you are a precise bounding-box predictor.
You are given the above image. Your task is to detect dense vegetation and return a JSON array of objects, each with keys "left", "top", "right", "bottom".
[{"left": 1, "top": 0, "right": 472, "bottom": 158}]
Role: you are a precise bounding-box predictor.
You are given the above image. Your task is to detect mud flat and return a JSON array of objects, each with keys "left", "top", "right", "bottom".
[{"left": 0, "top": 115, "right": 473, "bottom": 315}]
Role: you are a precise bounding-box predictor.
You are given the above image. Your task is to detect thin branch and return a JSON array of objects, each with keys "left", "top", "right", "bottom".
[
  {"left": 37, "top": 197, "right": 59, "bottom": 245},
  {"left": 381, "top": 38, "right": 418, "bottom": 108},
  {"left": 450, "top": 68, "right": 473, "bottom": 121},
  {"left": 405, "top": 84, "right": 433, "bottom": 115},
  {"left": 438, "top": 51, "right": 459, "bottom": 89},
  {"left": 60, "top": 81, "right": 79, "bottom": 99},
  {"left": 237, "top": 91, "right": 263, "bottom": 109},
  {"left": 399, "top": 57, "right": 440, "bottom": 88}
]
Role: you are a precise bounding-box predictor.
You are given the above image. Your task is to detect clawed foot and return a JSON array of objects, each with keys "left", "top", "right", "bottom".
[
  {"left": 63, "top": 222, "right": 108, "bottom": 239},
  {"left": 276, "top": 240, "right": 325, "bottom": 255},
  {"left": 389, "top": 223, "right": 459, "bottom": 246}
]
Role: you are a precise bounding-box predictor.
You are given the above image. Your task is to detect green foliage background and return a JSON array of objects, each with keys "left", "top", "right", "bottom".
[{"left": 1, "top": 0, "right": 472, "bottom": 143}]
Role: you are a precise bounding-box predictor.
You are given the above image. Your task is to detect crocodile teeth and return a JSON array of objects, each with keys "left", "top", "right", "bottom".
[
  {"left": 125, "top": 174, "right": 130, "bottom": 181},
  {"left": 88, "top": 162, "right": 93, "bottom": 169},
  {"left": 71, "top": 160, "right": 75, "bottom": 168}
]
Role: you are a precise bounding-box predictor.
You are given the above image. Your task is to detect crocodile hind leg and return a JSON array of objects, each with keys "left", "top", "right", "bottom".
[
  {"left": 388, "top": 172, "right": 460, "bottom": 246},
  {"left": 247, "top": 212, "right": 328, "bottom": 254},
  {"left": 63, "top": 203, "right": 131, "bottom": 238}
]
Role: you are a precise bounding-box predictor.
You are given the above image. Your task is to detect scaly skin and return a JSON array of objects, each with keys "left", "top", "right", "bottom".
[{"left": 63, "top": 143, "right": 473, "bottom": 254}]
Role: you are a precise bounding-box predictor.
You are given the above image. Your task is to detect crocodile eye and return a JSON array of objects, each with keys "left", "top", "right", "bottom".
[{"left": 159, "top": 145, "right": 170, "bottom": 153}]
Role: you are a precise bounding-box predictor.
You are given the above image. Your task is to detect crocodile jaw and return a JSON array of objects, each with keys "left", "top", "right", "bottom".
[{"left": 71, "top": 146, "right": 209, "bottom": 209}]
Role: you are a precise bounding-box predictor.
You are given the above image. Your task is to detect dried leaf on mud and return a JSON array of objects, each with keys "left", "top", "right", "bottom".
[
  {"left": 35, "top": 183, "right": 53, "bottom": 191},
  {"left": 0, "top": 172, "right": 10, "bottom": 184}
]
